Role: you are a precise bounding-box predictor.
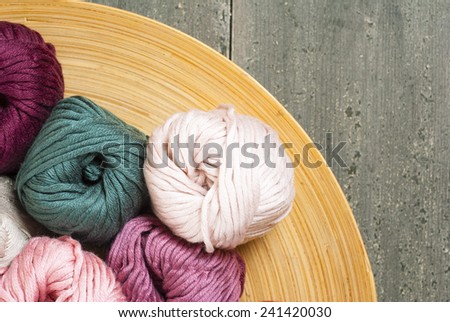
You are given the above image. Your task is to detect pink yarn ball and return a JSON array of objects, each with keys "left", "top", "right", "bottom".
[
  {"left": 0, "top": 236, "right": 125, "bottom": 302},
  {"left": 107, "top": 216, "right": 246, "bottom": 302}
]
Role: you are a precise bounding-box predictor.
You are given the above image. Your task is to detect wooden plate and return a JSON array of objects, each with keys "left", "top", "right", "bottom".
[{"left": 0, "top": 0, "right": 376, "bottom": 301}]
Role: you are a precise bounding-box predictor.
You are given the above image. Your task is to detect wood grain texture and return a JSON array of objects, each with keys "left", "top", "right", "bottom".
[
  {"left": 232, "top": 0, "right": 450, "bottom": 301},
  {"left": 88, "top": 0, "right": 231, "bottom": 57}
]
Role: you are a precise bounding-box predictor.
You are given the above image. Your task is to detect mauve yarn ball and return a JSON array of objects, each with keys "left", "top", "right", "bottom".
[
  {"left": 16, "top": 96, "right": 148, "bottom": 244},
  {"left": 0, "top": 21, "right": 64, "bottom": 174},
  {"left": 144, "top": 105, "right": 295, "bottom": 252},
  {"left": 108, "top": 216, "right": 246, "bottom": 302}
]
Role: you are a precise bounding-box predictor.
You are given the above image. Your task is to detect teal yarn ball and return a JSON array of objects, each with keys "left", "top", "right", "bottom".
[{"left": 16, "top": 96, "right": 148, "bottom": 244}]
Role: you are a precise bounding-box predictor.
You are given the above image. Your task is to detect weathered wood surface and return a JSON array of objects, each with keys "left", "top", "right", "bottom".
[
  {"left": 89, "top": 0, "right": 231, "bottom": 56},
  {"left": 90, "top": 0, "right": 450, "bottom": 301}
]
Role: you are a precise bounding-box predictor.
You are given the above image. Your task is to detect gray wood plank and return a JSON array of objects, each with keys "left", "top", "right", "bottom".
[
  {"left": 232, "top": 0, "right": 450, "bottom": 301},
  {"left": 88, "top": 0, "right": 231, "bottom": 57}
]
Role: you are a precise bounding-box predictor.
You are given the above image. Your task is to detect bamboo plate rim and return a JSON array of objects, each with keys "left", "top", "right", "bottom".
[{"left": 1, "top": 0, "right": 377, "bottom": 301}]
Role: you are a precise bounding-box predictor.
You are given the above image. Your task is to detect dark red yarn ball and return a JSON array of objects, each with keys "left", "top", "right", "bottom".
[{"left": 0, "top": 21, "right": 64, "bottom": 174}]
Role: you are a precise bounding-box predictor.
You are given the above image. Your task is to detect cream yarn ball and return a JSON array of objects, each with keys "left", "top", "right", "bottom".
[
  {"left": 0, "top": 176, "right": 43, "bottom": 267},
  {"left": 144, "top": 105, "right": 295, "bottom": 252}
]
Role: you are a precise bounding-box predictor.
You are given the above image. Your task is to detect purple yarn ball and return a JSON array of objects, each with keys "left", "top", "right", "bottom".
[
  {"left": 0, "top": 21, "right": 64, "bottom": 174},
  {"left": 108, "top": 216, "right": 246, "bottom": 302}
]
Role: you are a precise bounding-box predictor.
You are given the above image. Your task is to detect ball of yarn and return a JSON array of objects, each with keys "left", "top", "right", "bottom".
[
  {"left": 144, "top": 104, "right": 295, "bottom": 252},
  {"left": 0, "top": 21, "right": 64, "bottom": 174},
  {"left": 0, "top": 236, "right": 125, "bottom": 301},
  {"left": 0, "top": 176, "right": 43, "bottom": 267},
  {"left": 107, "top": 216, "right": 245, "bottom": 302},
  {"left": 16, "top": 96, "right": 148, "bottom": 244}
]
